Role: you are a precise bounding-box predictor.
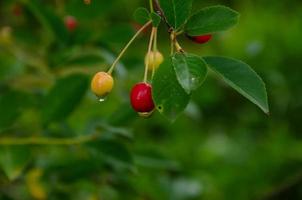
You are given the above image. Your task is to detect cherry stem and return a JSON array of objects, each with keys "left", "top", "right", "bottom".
[
  {"left": 149, "top": 0, "right": 154, "bottom": 12},
  {"left": 107, "top": 20, "right": 152, "bottom": 75},
  {"left": 144, "top": 27, "right": 156, "bottom": 83},
  {"left": 170, "top": 32, "right": 175, "bottom": 55},
  {"left": 170, "top": 31, "right": 184, "bottom": 53},
  {"left": 151, "top": 28, "right": 158, "bottom": 80},
  {"left": 174, "top": 40, "right": 184, "bottom": 52},
  {"left": 175, "top": 30, "right": 184, "bottom": 36}
]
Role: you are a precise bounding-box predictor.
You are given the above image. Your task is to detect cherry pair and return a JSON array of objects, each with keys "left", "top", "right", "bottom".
[
  {"left": 91, "top": 72, "right": 154, "bottom": 116},
  {"left": 91, "top": 51, "right": 162, "bottom": 117}
]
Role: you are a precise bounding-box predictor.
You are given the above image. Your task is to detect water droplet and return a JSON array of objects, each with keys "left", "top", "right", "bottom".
[
  {"left": 98, "top": 97, "right": 106, "bottom": 102},
  {"left": 96, "top": 93, "right": 109, "bottom": 102}
]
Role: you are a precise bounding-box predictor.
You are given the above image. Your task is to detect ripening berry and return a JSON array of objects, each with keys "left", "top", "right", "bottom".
[
  {"left": 145, "top": 51, "right": 164, "bottom": 71},
  {"left": 64, "top": 16, "right": 78, "bottom": 32},
  {"left": 130, "top": 83, "right": 155, "bottom": 114},
  {"left": 91, "top": 72, "right": 114, "bottom": 99},
  {"left": 187, "top": 34, "right": 212, "bottom": 44}
]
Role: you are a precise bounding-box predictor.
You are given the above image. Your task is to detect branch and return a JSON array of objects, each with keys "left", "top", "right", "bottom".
[
  {"left": 0, "top": 133, "right": 100, "bottom": 145},
  {"left": 152, "top": 0, "right": 171, "bottom": 29}
]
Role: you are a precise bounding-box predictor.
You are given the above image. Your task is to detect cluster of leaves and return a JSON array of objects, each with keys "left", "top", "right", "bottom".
[
  {"left": 0, "top": 0, "right": 142, "bottom": 198},
  {"left": 2, "top": 0, "right": 302, "bottom": 199},
  {"left": 135, "top": 0, "right": 269, "bottom": 121}
]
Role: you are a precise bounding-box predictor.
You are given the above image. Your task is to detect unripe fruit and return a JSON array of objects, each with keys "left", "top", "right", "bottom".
[
  {"left": 64, "top": 16, "right": 78, "bottom": 32},
  {"left": 187, "top": 34, "right": 212, "bottom": 44},
  {"left": 145, "top": 51, "right": 164, "bottom": 71},
  {"left": 130, "top": 83, "right": 155, "bottom": 115},
  {"left": 91, "top": 72, "right": 114, "bottom": 99}
]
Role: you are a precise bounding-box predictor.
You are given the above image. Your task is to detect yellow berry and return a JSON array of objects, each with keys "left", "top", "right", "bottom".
[
  {"left": 145, "top": 51, "right": 164, "bottom": 71},
  {"left": 91, "top": 72, "right": 114, "bottom": 98}
]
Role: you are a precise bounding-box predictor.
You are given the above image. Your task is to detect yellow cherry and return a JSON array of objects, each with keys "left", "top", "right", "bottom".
[
  {"left": 145, "top": 51, "right": 164, "bottom": 71},
  {"left": 91, "top": 72, "right": 114, "bottom": 100}
]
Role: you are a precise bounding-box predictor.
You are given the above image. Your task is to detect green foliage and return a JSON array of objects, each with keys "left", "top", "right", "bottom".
[
  {"left": 150, "top": 12, "right": 161, "bottom": 27},
  {"left": 185, "top": 6, "right": 239, "bottom": 36},
  {"left": 134, "top": 8, "right": 161, "bottom": 27},
  {"left": 172, "top": 53, "right": 207, "bottom": 94},
  {"left": 87, "top": 138, "right": 135, "bottom": 172},
  {"left": 152, "top": 1, "right": 267, "bottom": 120},
  {"left": 0, "top": 146, "right": 31, "bottom": 181},
  {"left": 204, "top": 56, "right": 269, "bottom": 114},
  {"left": 0, "top": 0, "right": 301, "bottom": 199},
  {"left": 152, "top": 60, "right": 190, "bottom": 121},
  {"left": 22, "top": 0, "right": 68, "bottom": 43},
  {"left": 158, "top": 0, "right": 193, "bottom": 29},
  {"left": 42, "top": 74, "right": 89, "bottom": 124},
  {"left": 133, "top": 7, "right": 150, "bottom": 25},
  {"left": 0, "top": 90, "right": 29, "bottom": 130}
]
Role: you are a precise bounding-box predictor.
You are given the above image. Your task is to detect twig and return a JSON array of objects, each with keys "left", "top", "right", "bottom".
[{"left": 0, "top": 134, "right": 99, "bottom": 145}]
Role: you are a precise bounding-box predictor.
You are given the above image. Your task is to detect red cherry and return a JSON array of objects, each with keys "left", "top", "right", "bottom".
[
  {"left": 12, "top": 4, "right": 23, "bottom": 16},
  {"left": 64, "top": 16, "right": 78, "bottom": 32},
  {"left": 130, "top": 83, "right": 155, "bottom": 113},
  {"left": 187, "top": 34, "right": 212, "bottom": 44}
]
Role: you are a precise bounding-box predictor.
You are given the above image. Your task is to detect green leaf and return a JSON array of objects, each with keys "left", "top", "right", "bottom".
[
  {"left": 65, "top": 0, "right": 114, "bottom": 20},
  {"left": 172, "top": 53, "right": 208, "bottom": 94},
  {"left": 42, "top": 74, "right": 89, "bottom": 124},
  {"left": 96, "top": 123, "right": 133, "bottom": 140},
  {"left": 158, "top": 0, "right": 193, "bottom": 29},
  {"left": 185, "top": 6, "right": 239, "bottom": 36},
  {"left": 0, "top": 146, "right": 31, "bottom": 181},
  {"left": 133, "top": 8, "right": 161, "bottom": 27},
  {"left": 22, "top": 0, "right": 68, "bottom": 43},
  {"left": 150, "top": 12, "right": 161, "bottom": 27},
  {"left": 204, "top": 56, "right": 269, "bottom": 114},
  {"left": 88, "top": 139, "right": 134, "bottom": 171},
  {"left": 133, "top": 7, "right": 150, "bottom": 25},
  {"left": 0, "top": 90, "right": 29, "bottom": 130},
  {"left": 152, "top": 59, "right": 190, "bottom": 121},
  {"left": 63, "top": 51, "right": 105, "bottom": 67},
  {"left": 134, "top": 151, "right": 180, "bottom": 170}
]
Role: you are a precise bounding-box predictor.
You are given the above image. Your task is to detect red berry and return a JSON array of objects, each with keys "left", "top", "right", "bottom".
[
  {"left": 187, "top": 34, "right": 212, "bottom": 44},
  {"left": 12, "top": 4, "right": 23, "bottom": 16},
  {"left": 64, "top": 16, "right": 78, "bottom": 32},
  {"left": 130, "top": 83, "right": 155, "bottom": 113},
  {"left": 83, "top": 0, "right": 91, "bottom": 4}
]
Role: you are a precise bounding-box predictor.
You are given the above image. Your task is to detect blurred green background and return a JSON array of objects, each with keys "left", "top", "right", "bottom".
[{"left": 0, "top": 0, "right": 302, "bottom": 199}]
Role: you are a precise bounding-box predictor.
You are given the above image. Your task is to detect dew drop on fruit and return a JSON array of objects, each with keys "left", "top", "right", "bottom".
[
  {"left": 98, "top": 97, "right": 107, "bottom": 102},
  {"left": 97, "top": 94, "right": 108, "bottom": 102}
]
